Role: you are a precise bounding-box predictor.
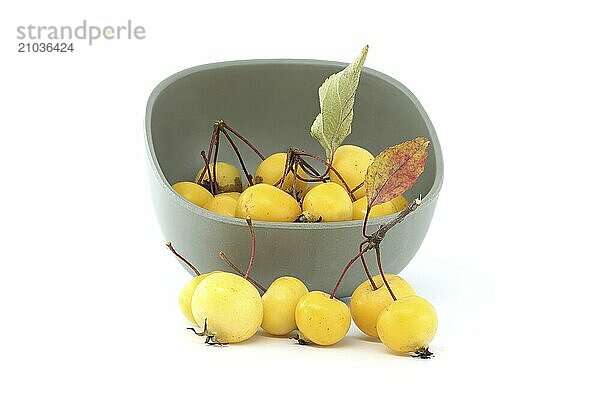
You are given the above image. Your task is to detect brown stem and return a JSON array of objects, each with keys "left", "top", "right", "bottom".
[
  {"left": 294, "top": 175, "right": 330, "bottom": 183},
  {"left": 220, "top": 128, "right": 254, "bottom": 186},
  {"left": 329, "top": 199, "right": 421, "bottom": 301},
  {"left": 212, "top": 128, "right": 220, "bottom": 194},
  {"left": 219, "top": 251, "right": 266, "bottom": 293},
  {"left": 206, "top": 123, "right": 219, "bottom": 163},
  {"left": 330, "top": 241, "right": 369, "bottom": 299},
  {"left": 221, "top": 121, "right": 265, "bottom": 160},
  {"left": 359, "top": 241, "right": 377, "bottom": 290},
  {"left": 350, "top": 181, "right": 364, "bottom": 194},
  {"left": 294, "top": 151, "right": 355, "bottom": 200},
  {"left": 372, "top": 199, "right": 421, "bottom": 240},
  {"left": 298, "top": 159, "right": 327, "bottom": 181},
  {"left": 277, "top": 149, "right": 294, "bottom": 190},
  {"left": 292, "top": 161, "right": 300, "bottom": 198},
  {"left": 244, "top": 217, "right": 256, "bottom": 279},
  {"left": 196, "top": 125, "right": 219, "bottom": 184},
  {"left": 362, "top": 205, "right": 372, "bottom": 238},
  {"left": 200, "top": 151, "right": 216, "bottom": 195},
  {"left": 375, "top": 245, "right": 396, "bottom": 301},
  {"left": 166, "top": 242, "right": 201, "bottom": 276}
]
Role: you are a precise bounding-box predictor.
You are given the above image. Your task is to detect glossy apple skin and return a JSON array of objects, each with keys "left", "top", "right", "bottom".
[
  {"left": 262, "top": 276, "right": 309, "bottom": 335},
  {"left": 295, "top": 291, "right": 351, "bottom": 345},
  {"left": 350, "top": 274, "right": 415, "bottom": 337}
]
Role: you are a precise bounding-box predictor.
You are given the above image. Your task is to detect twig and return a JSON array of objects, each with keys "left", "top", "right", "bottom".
[
  {"left": 220, "top": 128, "right": 254, "bottom": 186},
  {"left": 200, "top": 151, "right": 216, "bottom": 195},
  {"left": 359, "top": 241, "right": 377, "bottom": 290},
  {"left": 244, "top": 218, "right": 256, "bottom": 279},
  {"left": 166, "top": 242, "right": 201, "bottom": 276},
  {"left": 330, "top": 241, "right": 369, "bottom": 299},
  {"left": 219, "top": 251, "right": 266, "bottom": 293},
  {"left": 221, "top": 121, "right": 265, "bottom": 160},
  {"left": 196, "top": 124, "right": 219, "bottom": 184},
  {"left": 375, "top": 245, "right": 396, "bottom": 301}
]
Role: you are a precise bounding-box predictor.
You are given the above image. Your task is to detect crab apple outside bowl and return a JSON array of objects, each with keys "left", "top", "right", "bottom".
[{"left": 145, "top": 59, "right": 443, "bottom": 298}]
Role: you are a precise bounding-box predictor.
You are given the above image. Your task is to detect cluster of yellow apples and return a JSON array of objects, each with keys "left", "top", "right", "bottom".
[
  {"left": 178, "top": 270, "right": 437, "bottom": 354},
  {"left": 172, "top": 145, "right": 408, "bottom": 223}
]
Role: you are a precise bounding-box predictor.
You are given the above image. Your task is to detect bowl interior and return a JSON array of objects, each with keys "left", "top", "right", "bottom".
[{"left": 148, "top": 60, "right": 441, "bottom": 221}]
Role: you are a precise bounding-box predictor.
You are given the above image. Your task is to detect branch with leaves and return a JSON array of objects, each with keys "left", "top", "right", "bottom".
[{"left": 329, "top": 138, "right": 430, "bottom": 298}]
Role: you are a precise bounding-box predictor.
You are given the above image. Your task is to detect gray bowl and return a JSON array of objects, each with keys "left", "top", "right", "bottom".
[{"left": 145, "top": 59, "right": 443, "bottom": 297}]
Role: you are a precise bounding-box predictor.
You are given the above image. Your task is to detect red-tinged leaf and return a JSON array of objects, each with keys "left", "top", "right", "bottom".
[{"left": 365, "top": 137, "right": 430, "bottom": 206}]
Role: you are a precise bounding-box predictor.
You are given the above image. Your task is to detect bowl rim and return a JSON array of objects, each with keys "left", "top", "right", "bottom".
[{"left": 145, "top": 59, "right": 444, "bottom": 230}]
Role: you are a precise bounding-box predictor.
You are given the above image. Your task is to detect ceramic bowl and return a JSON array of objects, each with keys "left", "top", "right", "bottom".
[{"left": 145, "top": 59, "right": 443, "bottom": 297}]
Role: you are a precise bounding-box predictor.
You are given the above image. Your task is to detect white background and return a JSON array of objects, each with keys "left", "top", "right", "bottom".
[{"left": 2, "top": 1, "right": 599, "bottom": 398}]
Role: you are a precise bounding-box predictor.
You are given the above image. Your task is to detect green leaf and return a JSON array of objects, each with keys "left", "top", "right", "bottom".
[{"left": 310, "top": 46, "right": 369, "bottom": 160}]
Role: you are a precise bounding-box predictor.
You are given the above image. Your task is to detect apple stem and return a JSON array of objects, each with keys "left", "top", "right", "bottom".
[
  {"left": 219, "top": 251, "right": 266, "bottom": 293},
  {"left": 292, "top": 161, "right": 300, "bottom": 199},
  {"left": 293, "top": 150, "right": 356, "bottom": 201},
  {"left": 330, "top": 242, "right": 369, "bottom": 299},
  {"left": 220, "top": 128, "right": 254, "bottom": 186},
  {"left": 277, "top": 149, "right": 294, "bottom": 190},
  {"left": 166, "top": 242, "right": 201, "bottom": 276},
  {"left": 330, "top": 198, "right": 422, "bottom": 299},
  {"left": 220, "top": 121, "right": 266, "bottom": 160},
  {"left": 298, "top": 159, "right": 323, "bottom": 179},
  {"left": 375, "top": 245, "right": 396, "bottom": 301},
  {"left": 200, "top": 150, "right": 217, "bottom": 195},
  {"left": 212, "top": 128, "right": 220, "bottom": 193},
  {"left": 295, "top": 176, "right": 331, "bottom": 183},
  {"left": 196, "top": 124, "right": 220, "bottom": 185},
  {"left": 196, "top": 121, "right": 264, "bottom": 190},
  {"left": 205, "top": 122, "right": 220, "bottom": 166},
  {"left": 362, "top": 205, "right": 372, "bottom": 238},
  {"left": 244, "top": 217, "right": 256, "bottom": 279},
  {"left": 350, "top": 181, "right": 364, "bottom": 194},
  {"left": 359, "top": 241, "right": 377, "bottom": 290}
]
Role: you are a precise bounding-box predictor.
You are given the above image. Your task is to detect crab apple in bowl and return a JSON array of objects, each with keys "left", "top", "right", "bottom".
[
  {"left": 301, "top": 182, "right": 353, "bottom": 222},
  {"left": 172, "top": 182, "right": 213, "bottom": 208},
  {"left": 204, "top": 194, "right": 238, "bottom": 218},
  {"left": 254, "top": 152, "right": 309, "bottom": 196},
  {"left": 147, "top": 59, "right": 442, "bottom": 297},
  {"left": 351, "top": 196, "right": 396, "bottom": 220},
  {"left": 235, "top": 183, "right": 301, "bottom": 222},
  {"left": 330, "top": 145, "right": 374, "bottom": 199},
  {"left": 196, "top": 162, "right": 243, "bottom": 193}
]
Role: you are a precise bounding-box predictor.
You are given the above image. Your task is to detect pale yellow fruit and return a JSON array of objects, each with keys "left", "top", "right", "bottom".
[
  {"left": 220, "top": 192, "right": 241, "bottom": 201},
  {"left": 196, "top": 162, "right": 242, "bottom": 193},
  {"left": 295, "top": 291, "right": 351, "bottom": 346},
  {"left": 377, "top": 295, "right": 438, "bottom": 353},
  {"left": 330, "top": 145, "right": 374, "bottom": 198},
  {"left": 178, "top": 271, "right": 220, "bottom": 325},
  {"left": 301, "top": 183, "right": 323, "bottom": 199},
  {"left": 352, "top": 196, "right": 397, "bottom": 220},
  {"left": 172, "top": 182, "right": 213, "bottom": 207},
  {"left": 191, "top": 272, "right": 263, "bottom": 343},
  {"left": 391, "top": 195, "right": 409, "bottom": 212},
  {"left": 235, "top": 183, "right": 301, "bottom": 222},
  {"left": 204, "top": 195, "right": 237, "bottom": 218},
  {"left": 302, "top": 182, "right": 352, "bottom": 222},
  {"left": 350, "top": 274, "right": 415, "bottom": 337},
  {"left": 262, "top": 277, "right": 309, "bottom": 336},
  {"left": 254, "top": 153, "right": 308, "bottom": 195}
]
